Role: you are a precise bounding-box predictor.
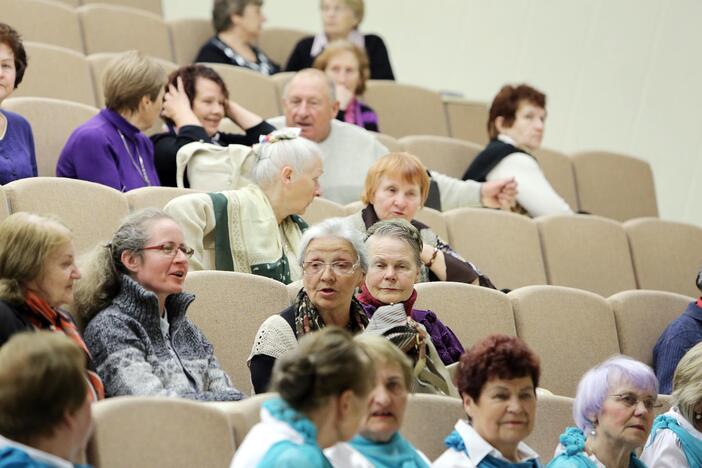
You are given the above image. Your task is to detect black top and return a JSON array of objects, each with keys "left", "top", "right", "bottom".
[
  {"left": 285, "top": 34, "right": 395, "bottom": 80},
  {"left": 462, "top": 138, "right": 535, "bottom": 182},
  {"left": 150, "top": 121, "right": 275, "bottom": 187},
  {"left": 195, "top": 36, "right": 280, "bottom": 75},
  {"left": 249, "top": 306, "right": 296, "bottom": 394},
  {"left": 0, "top": 299, "right": 33, "bottom": 348}
]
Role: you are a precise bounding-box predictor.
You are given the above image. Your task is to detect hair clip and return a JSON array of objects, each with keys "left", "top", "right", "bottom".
[{"left": 254, "top": 128, "right": 302, "bottom": 161}]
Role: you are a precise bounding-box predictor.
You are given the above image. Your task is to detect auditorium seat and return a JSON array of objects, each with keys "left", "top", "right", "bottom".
[
  {"left": 2, "top": 97, "right": 99, "bottom": 177},
  {"left": 401, "top": 394, "right": 464, "bottom": 460},
  {"left": 443, "top": 97, "right": 489, "bottom": 146},
  {"left": 81, "top": 0, "right": 163, "bottom": 16},
  {"left": 270, "top": 71, "right": 295, "bottom": 101},
  {"left": 525, "top": 394, "right": 575, "bottom": 463},
  {"left": 532, "top": 147, "right": 579, "bottom": 211},
  {"left": 444, "top": 208, "right": 547, "bottom": 290},
  {"left": 301, "top": 197, "right": 347, "bottom": 225},
  {"left": 212, "top": 393, "right": 275, "bottom": 446},
  {"left": 413, "top": 206, "right": 448, "bottom": 241},
  {"left": 0, "top": 0, "right": 84, "bottom": 52},
  {"left": 15, "top": 43, "right": 96, "bottom": 106},
  {"left": 258, "top": 27, "right": 310, "bottom": 68},
  {"left": 54, "top": 0, "right": 79, "bottom": 6},
  {"left": 536, "top": 214, "right": 637, "bottom": 297},
  {"left": 345, "top": 200, "right": 364, "bottom": 215},
  {"left": 609, "top": 289, "right": 693, "bottom": 366},
  {"left": 0, "top": 189, "right": 8, "bottom": 222},
  {"left": 624, "top": 217, "right": 702, "bottom": 298},
  {"left": 364, "top": 81, "right": 449, "bottom": 138},
  {"left": 374, "top": 132, "right": 403, "bottom": 152},
  {"left": 414, "top": 282, "right": 516, "bottom": 347},
  {"left": 3, "top": 177, "right": 129, "bottom": 254},
  {"left": 510, "top": 285, "right": 621, "bottom": 397},
  {"left": 286, "top": 279, "right": 302, "bottom": 303},
  {"left": 184, "top": 271, "right": 290, "bottom": 395},
  {"left": 400, "top": 135, "right": 482, "bottom": 179},
  {"left": 78, "top": 4, "right": 173, "bottom": 61},
  {"left": 169, "top": 18, "right": 213, "bottom": 65},
  {"left": 202, "top": 64, "right": 281, "bottom": 118},
  {"left": 125, "top": 186, "right": 199, "bottom": 212},
  {"left": 572, "top": 151, "right": 658, "bottom": 221},
  {"left": 87, "top": 396, "right": 235, "bottom": 468}
]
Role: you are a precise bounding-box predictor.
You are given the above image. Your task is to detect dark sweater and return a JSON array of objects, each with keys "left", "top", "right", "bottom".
[{"left": 195, "top": 36, "right": 280, "bottom": 75}]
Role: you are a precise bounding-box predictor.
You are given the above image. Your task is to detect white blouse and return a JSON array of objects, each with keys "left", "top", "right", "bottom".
[{"left": 640, "top": 407, "right": 702, "bottom": 468}]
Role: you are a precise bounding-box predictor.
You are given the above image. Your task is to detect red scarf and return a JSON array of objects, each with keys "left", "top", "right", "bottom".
[
  {"left": 697, "top": 297, "right": 702, "bottom": 308},
  {"left": 24, "top": 291, "right": 105, "bottom": 401},
  {"left": 357, "top": 283, "right": 418, "bottom": 316}
]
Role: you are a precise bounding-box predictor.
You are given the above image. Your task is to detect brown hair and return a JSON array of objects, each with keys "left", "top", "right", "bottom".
[
  {"left": 161, "top": 64, "right": 229, "bottom": 128},
  {"left": 103, "top": 50, "right": 166, "bottom": 114},
  {"left": 212, "top": 0, "right": 264, "bottom": 33},
  {"left": 487, "top": 84, "right": 546, "bottom": 139},
  {"left": 361, "top": 152, "right": 430, "bottom": 206},
  {"left": 0, "top": 23, "right": 28, "bottom": 89},
  {"left": 312, "top": 39, "right": 370, "bottom": 95}
]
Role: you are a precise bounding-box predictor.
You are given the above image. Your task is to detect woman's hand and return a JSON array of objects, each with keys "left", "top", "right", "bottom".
[
  {"left": 420, "top": 244, "right": 447, "bottom": 281},
  {"left": 161, "top": 77, "right": 200, "bottom": 129},
  {"left": 334, "top": 84, "right": 354, "bottom": 111},
  {"left": 480, "top": 177, "right": 518, "bottom": 209},
  {"left": 225, "top": 100, "right": 264, "bottom": 130}
]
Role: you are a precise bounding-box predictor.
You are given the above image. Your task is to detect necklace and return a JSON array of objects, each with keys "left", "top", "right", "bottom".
[{"left": 117, "top": 129, "right": 151, "bottom": 186}]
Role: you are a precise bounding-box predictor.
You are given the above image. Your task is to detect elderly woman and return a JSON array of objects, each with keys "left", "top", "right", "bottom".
[
  {"left": 548, "top": 356, "right": 658, "bottom": 468},
  {"left": 359, "top": 219, "right": 463, "bottom": 366},
  {"left": 249, "top": 217, "right": 367, "bottom": 393},
  {"left": 165, "top": 128, "right": 322, "bottom": 283},
  {"left": 151, "top": 64, "right": 275, "bottom": 187},
  {"left": 462, "top": 84, "right": 573, "bottom": 218},
  {"left": 0, "top": 212, "right": 103, "bottom": 400},
  {"left": 313, "top": 39, "right": 378, "bottom": 132},
  {"left": 286, "top": 0, "right": 394, "bottom": 80},
  {"left": 233, "top": 327, "right": 375, "bottom": 466},
  {"left": 195, "top": 0, "right": 279, "bottom": 74},
  {"left": 57, "top": 50, "right": 165, "bottom": 191},
  {"left": 0, "top": 23, "right": 36, "bottom": 185},
  {"left": 326, "top": 334, "right": 430, "bottom": 467},
  {"left": 642, "top": 342, "right": 702, "bottom": 467},
  {"left": 348, "top": 152, "right": 496, "bottom": 287},
  {"left": 75, "top": 209, "right": 244, "bottom": 401},
  {"left": 434, "top": 334, "right": 542, "bottom": 467}
]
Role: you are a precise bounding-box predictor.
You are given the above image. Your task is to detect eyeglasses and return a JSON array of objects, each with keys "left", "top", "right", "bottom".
[
  {"left": 302, "top": 260, "right": 359, "bottom": 276},
  {"left": 609, "top": 393, "right": 662, "bottom": 411},
  {"left": 140, "top": 242, "right": 194, "bottom": 258}
]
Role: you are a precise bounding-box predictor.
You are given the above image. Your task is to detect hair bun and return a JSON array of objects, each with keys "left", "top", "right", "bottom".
[{"left": 275, "top": 353, "right": 317, "bottom": 406}]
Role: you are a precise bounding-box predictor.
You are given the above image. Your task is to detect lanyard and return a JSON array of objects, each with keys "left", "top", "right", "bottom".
[{"left": 117, "top": 130, "right": 151, "bottom": 186}]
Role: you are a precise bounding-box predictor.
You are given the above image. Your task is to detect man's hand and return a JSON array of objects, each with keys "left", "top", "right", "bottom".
[{"left": 480, "top": 177, "right": 518, "bottom": 209}]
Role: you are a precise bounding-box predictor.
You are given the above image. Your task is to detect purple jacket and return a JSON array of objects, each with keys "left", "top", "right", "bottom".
[
  {"left": 56, "top": 109, "right": 160, "bottom": 191},
  {"left": 0, "top": 110, "right": 37, "bottom": 184}
]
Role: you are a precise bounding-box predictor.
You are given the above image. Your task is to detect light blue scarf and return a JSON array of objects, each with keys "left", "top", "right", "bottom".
[
  {"left": 444, "top": 430, "right": 541, "bottom": 468},
  {"left": 648, "top": 414, "right": 702, "bottom": 467},
  {"left": 546, "top": 427, "right": 646, "bottom": 468},
  {"left": 349, "top": 433, "right": 429, "bottom": 468}
]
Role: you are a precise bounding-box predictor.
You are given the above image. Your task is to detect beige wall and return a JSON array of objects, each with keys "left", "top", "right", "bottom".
[{"left": 163, "top": 0, "right": 702, "bottom": 226}]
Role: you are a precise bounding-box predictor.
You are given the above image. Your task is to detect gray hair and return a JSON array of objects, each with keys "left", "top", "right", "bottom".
[
  {"left": 282, "top": 68, "right": 337, "bottom": 103},
  {"left": 212, "top": 0, "right": 263, "bottom": 33},
  {"left": 298, "top": 217, "right": 367, "bottom": 272},
  {"left": 365, "top": 219, "right": 423, "bottom": 268},
  {"left": 248, "top": 128, "right": 322, "bottom": 189}
]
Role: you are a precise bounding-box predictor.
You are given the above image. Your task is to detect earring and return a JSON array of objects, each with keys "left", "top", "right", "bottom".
[
  {"left": 695, "top": 413, "right": 702, "bottom": 421},
  {"left": 590, "top": 429, "right": 596, "bottom": 436}
]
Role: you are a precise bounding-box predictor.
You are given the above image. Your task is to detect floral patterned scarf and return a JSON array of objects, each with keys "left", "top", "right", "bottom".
[{"left": 293, "top": 288, "right": 368, "bottom": 336}]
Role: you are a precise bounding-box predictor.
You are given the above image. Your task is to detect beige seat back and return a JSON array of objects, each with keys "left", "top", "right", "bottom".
[
  {"left": 609, "top": 289, "right": 693, "bottom": 366},
  {"left": 271, "top": 71, "right": 296, "bottom": 101},
  {"left": 532, "top": 147, "right": 578, "bottom": 211},
  {"left": 258, "top": 27, "right": 310, "bottom": 67},
  {"left": 3, "top": 177, "right": 129, "bottom": 254},
  {"left": 572, "top": 151, "right": 658, "bottom": 221},
  {"left": 414, "top": 206, "right": 448, "bottom": 241},
  {"left": 443, "top": 98, "right": 489, "bottom": 146},
  {"left": 78, "top": 4, "right": 173, "bottom": 61},
  {"left": 126, "top": 187, "right": 200, "bottom": 212},
  {"left": 169, "top": 18, "right": 213, "bottom": 65},
  {"left": 0, "top": 0, "right": 84, "bottom": 52},
  {"left": 81, "top": 0, "right": 163, "bottom": 16},
  {"left": 286, "top": 279, "right": 303, "bottom": 303},
  {"left": 537, "top": 214, "right": 637, "bottom": 297},
  {"left": 184, "top": 271, "right": 290, "bottom": 394},
  {"left": 400, "top": 135, "right": 482, "bottom": 180},
  {"left": 624, "top": 217, "right": 702, "bottom": 298},
  {"left": 55, "top": 0, "right": 79, "bottom": 6},
  {"left": 400, "top": 394, "right": 464, "bottom": 460},
  {"left": 0, "top": 189, "right": 9, "bottom": 222},
  {"left": 15, "top": 43, "right": 96, "bottom": 106},
  {"left": 524, "top": 394, "right": 574, "bottom": 464},
  {"left": 374, "top": 132, "right": 403, "bottom": 152},
  {"left": 364, "top": 81, "right": 449, "bottom": 138},
  {"left": 445, "top": 208, "right": 547, "bottom": 290},
  {"left": 510, "top": 285, "right": 621, "bottom": 396},
  {"left": 87, "top": 396, "right": 235, "bottom": 468},
  {"left": 414, "top": 282, "right": 516, "bottom": 347},
  {"left": 2, "top": 97, "right": 99, "bottom": 177},
  {"left": 301, "top": 197, "right": 347, "bottom": 226},
  {"left": 212, "top": 393, "right": 276, "bottom": 446},
  {"left": 204, "top": 63, "right": 281, "bottom": 118}
]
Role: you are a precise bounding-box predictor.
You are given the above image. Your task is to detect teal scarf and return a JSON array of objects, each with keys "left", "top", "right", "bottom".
[
  {"left": 547, "top": 427, "right": 646, "bottom": 468},
  {"left": 444, "top": 430, "right": 541, "bottom": 468},
  {"left": 350, "top": 433, "right": 429, "bottom": 468},
  {"left": 648, "top": 414, "right": 702, "bottom": 467}
]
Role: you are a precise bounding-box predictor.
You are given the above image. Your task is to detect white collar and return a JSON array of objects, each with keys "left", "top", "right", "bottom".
[
  {"left": 454, "top": 419, "right": 540, "bottom": 464},
  {"left": 670, "top": 406, "right": 702, "bottom": 439},
  {"left": 311, "top": 30, "right": 365, "bottom": 57},
  {"left": 497, "top": 134, "right": 517, "bottom": 146},
  {"left": 0, "top": 435, "right": 74, "bottom": 468}
]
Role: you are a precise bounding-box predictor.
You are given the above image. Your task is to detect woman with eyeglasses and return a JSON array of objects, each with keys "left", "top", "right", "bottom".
[
  {"left": 248, "top": 217, "right": 368, "bottom": 393},
  {"left": 547, "top": 356, "right": 659, "bottom": 468},
  {"left": 74, "top": 208, "right": 245, "bottom": 400}
]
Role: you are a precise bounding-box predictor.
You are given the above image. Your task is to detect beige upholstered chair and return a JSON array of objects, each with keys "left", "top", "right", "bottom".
[
  {"left": 0, "top": 0, "right": 84, "bottom": 52},
  {"left": 87, "top": 396, "right": 235, "bottom": 468},
  {"left": 54, "top": 0, "right": 80, "bottom": 6},
  {"left": 203, "top": 64, "right": 282, "bottom": 118},
  {"left": 3, "top": 177, "right": 129, "bottom": 254},
  {"left": 301, "top": 197, "right": 347, "bottom": 226},
  {"left": 211, "top": 393, "right": 276, "bottom": 446},
  {"left": 414, "top": 282, "right": 516, "bottom": 347},
  {"left": 81, "top": 0, "right": 163, "bottom": 16},
  {"left": 125, "top": 187, "right": 199, "bottom": 212},
  {"left": 536, "top": 214, "right": 637, "bottom": 297},
  {"left": 624, "top": 217, "right": 702, "bottom": 298},
  {"left": 14, "top": 43, "right": 96, "bottom": 106},
  {"left": 444, "top": 208, "right": 547, "bottom": 290},
  {"left": 401, "top": 394, "right": 464, "bottom": 460},
  {"left": 78, "top": 4, "right": 173, "bottom": 61},
  {"left": 609, "top": 289, "right": 693, "bottom": 366},
  {"left": 258, "top": 27, "right": 310, "bottom": 67},
  {"left": 443, "top": 98, "right": 489, "bottom": 146},
  {"left": 286, "top": 279, "right": 303, "bottom": 303},
  {"left": 169, "top": 18, "right": 213, "bottom": 65},
  {"left": 0, "top": 189, "right": 8, "bottom": 222},
  {"left": 532, "top": 147, "right": 579, "bottom": 211},
  {"left": 345, "top": 200, "right": 364, "bottom": 215},
  {"left": 572, "top": 151, "right": 658, "bottom": 221},
  {"left": 184, "top": 271, "right": 290, "bottom": 395},
  {"left": 510, "top": 285, "right": 621, "bottom": 397},
  {"left": 2, "top": 97, "right": 99, "bottom": 177},
  {"left": 271, "top": 71, "right": 295, "bottom": 102},
  {"left": 414, "top": 206, "right": 448, "bottom": 241},
  {"left": 400, "top": 135, "right": 482, "bottom": 180},
  {"left": 524, "top": 394, "right": 575, "bottom": 464},
  {"left": 364, "top": 81, "right": 449, "bottom": 138},
  {"left": 374, "top": 132, "right": 403, "bottom": 152}
]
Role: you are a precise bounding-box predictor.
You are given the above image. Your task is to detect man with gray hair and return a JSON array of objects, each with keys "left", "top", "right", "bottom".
[{"left": 268, "top": 68, "right": 517, "bottom": 209}]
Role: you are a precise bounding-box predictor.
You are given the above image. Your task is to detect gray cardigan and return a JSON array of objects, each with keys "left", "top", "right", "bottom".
[{"left": 84, "top": 275, "right": 244, "bottom": 401}]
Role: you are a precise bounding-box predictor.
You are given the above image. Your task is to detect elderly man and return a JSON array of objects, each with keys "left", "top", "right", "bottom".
[{"left": 269, "top": 68, "right": 516, "bottom": 208}]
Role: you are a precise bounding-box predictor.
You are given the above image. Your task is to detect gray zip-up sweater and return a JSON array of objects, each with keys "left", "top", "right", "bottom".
[{"left": 84, "top": 274, "right": 244, "bottom": 401}]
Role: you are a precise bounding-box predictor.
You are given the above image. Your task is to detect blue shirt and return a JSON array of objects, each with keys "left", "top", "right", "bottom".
[{"left": 0, "top": 110, "right": 37, "bottom": 184}]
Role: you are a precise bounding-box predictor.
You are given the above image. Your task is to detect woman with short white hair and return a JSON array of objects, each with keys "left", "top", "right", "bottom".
[{"left": 165, "top": 128, "right": 322, "bottom": 283}]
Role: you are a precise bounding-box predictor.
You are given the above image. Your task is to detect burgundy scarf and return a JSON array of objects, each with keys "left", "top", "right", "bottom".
[{"left": 357, "top": 283, "right": 418, "bottom": 316}]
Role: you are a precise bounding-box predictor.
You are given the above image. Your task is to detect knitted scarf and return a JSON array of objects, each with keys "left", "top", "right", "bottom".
[{"left": 293, "top": 289, "right": 368, "bottom": 336}]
